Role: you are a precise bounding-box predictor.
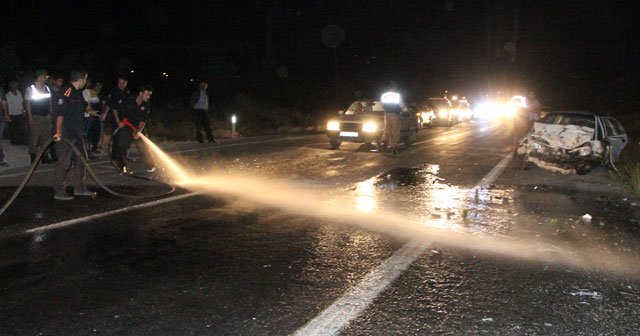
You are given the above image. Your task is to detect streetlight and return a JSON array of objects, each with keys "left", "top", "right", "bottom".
[{"left": 231, "top": 114, "right": 237, "bottom": 138}]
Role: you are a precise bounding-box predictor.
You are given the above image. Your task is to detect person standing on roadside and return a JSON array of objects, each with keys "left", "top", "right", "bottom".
[
  {"left": 102, "top": 76, "right": 130, "bottom": 131},
  {"left": 381, "top": 90, "right": 403, "bottom": 155},
  {"left": 52, "top": 68, "right": 96, "bottom": 201},
  {"left": 83, "top": 80, "right": 104, "bottom": 159},
  {"left": 47, "top": 74, "right": 66, "bottom": 163},
  {"left": 1, "top": 80, "right": 26, "bottom": 145},
  {"left": 0, "top": 78, "right": 8, "bottom": 166},
  {"left": 526, "top": 91, "right": 542, "bottom": 124},
  {"left": 24, "top": 69, "right": 53, "bottom": 164},
  {"left": 189, "top": 79, "right": 216, "bottom": 143}
]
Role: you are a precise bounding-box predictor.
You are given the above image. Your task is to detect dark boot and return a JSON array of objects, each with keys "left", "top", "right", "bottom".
[{"left": 30, "top": 154, "right": 36, "bottom": 164}]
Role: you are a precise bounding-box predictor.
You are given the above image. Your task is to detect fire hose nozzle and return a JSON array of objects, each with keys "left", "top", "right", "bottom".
[{"left": 121, "top": 118, "right": 139, "bottom": 133}]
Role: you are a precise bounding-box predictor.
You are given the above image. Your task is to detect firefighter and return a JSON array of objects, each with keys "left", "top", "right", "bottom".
[
  {"left": 110, "top": 85, "right": 156, "bottom": 173},
  {"left": 52, "top": 68, "right": 96, "bottom": 200},
  {"left": 381, "top": 90, "right": 403, "bottom": 155}
]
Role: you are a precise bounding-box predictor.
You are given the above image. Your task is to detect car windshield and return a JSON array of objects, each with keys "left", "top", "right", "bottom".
[
  {"left": 345, "top": 101, "right": 384, "bottom": 115},
  {"left": 428, "top": 98, "right": 450, "bottom": 109},
  {"left": 541, "top": 113, "right": 595, "bottom": 129}
]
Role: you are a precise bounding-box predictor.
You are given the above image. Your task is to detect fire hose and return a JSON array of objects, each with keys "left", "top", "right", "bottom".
[{"left": 0, "top": 132, "right": 176, "bottom": 217}]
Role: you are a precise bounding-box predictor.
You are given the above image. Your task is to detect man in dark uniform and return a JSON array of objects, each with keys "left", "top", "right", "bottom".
[
  {"left": 101, "top": 75, "right": 130, "bottom": 148},
  {"left": 110, "top": 85, "right": 156, "bottom": 173},
  {"left": 103, "top": 75, "right": 129, "bottom": 126},
  {"left": 52, "top": 68, "right": 96, "bottom": 200},
  {"left": 47, "top": 74, "right": 66, "bottom": 163}
]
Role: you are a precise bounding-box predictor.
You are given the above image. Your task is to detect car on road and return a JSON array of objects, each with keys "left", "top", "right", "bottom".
[
  {"left": 517, "top": 110, "right": 627, "bottom": 174},
  {"left": 427, "top": 97, "right": 456, "bottom": 126},
  {"left": 411, "top": 101, "right": 435, "bottom": 128},
  {"left": 326, "top": 100, "right": 420, "bottom": 150},
  {"left": 451, "top": 97, "right": 473, "bottom": 122}
]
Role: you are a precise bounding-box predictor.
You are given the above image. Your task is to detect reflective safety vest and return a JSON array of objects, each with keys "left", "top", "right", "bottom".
[{"left": 29, "top": 84, "right": 51, "bottom": 116}]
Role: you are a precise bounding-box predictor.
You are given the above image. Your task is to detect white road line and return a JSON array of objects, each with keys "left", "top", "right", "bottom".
[
  {"left": 25, "top": 191, "right": 204, "bottom": 233},
  {"left": 476, "top": 152, "right": 514, "bottom": 188},
  {"left": 292, "top": 151, "right": 514, "bottom": 336},
  {"left": 292, "top": 238, "right": 429, "bottom": 336}
]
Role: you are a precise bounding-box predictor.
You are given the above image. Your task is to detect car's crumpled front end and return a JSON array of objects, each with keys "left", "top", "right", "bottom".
[{"left": 517, "top": 123, "right": 604, "bottom": 174}]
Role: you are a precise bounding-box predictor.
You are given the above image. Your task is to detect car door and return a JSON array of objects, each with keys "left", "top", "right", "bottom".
[{"left": 601, "top": 117, "right": 628, "bottom": 158}]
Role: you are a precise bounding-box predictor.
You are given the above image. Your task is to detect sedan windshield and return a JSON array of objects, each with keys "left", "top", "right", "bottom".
[
  {"left": 345, "top": 101, "right": 384, "bottom": 115},
  {"left": 541, "top": 113, "right": 595, "bottom": 129}
]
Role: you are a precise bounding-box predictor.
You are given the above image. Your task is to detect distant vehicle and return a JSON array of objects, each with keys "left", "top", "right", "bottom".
[
  {"left": 451, "top": 96, "right": 473, "bottom": 122},
  {"left": 411, "top": 101, "right": 435, "bottom": 128},
  {"left": 517, "top": 111, "right": 627, "bottom": 174},
  {"left": 427, "top": 98, "right": 455, "bottom": 126},
  {"left": 325, "top": 100, "right": 420, "bottom": 150}
]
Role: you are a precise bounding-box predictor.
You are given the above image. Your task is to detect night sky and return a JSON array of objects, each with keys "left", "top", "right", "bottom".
[{"left": 1, "top": 1, "right": 637, "bottom": 111}]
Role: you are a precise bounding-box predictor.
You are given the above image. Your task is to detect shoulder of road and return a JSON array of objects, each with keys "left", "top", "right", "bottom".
[{"left": 0, "top": 134, "right": 318, "bottom": 175}]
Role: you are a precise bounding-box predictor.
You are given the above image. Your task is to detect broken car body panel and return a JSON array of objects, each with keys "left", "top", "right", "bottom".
[{"left": 517, "top": 111, "right": 627, "bottom": 174}]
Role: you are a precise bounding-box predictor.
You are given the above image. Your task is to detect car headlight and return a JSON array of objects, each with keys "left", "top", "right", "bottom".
[
  {"left": 578, "top": 146, "right": 592, "bottom": 156},
  {"left": 438, "top": 109, "right": 448, "bottom": 118},
  {"left": 327, "top": 121, "right": 340, "bottom": 131},
  {"left": 362, "top": 121, "right": 378, "bottom": 132}
]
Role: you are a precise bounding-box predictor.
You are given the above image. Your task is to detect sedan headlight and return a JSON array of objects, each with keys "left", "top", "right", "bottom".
[
  {"left": 362, "top": 121, "right": 378, "bottom": 132},
  {"left": 438, "top": 109, "right": 448, "bottom": 118},
  {"left": 327, "top": 121, "right": 340, "bottom": 131},
  {"left": 577, "top": 146, "right": 592, "bottom": 156}
]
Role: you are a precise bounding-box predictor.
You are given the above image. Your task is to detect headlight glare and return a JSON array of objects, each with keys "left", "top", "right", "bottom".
[
  {"left": 327, "top": 121, "right": 340, "bottom": 131},
  {"left": 362, "top": 121, "right": 378, "bottom": 132}
]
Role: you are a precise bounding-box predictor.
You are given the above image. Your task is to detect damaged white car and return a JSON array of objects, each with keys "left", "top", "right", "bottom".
[{"left": 517, "top": 111, "right": 627, "bottom": 174}]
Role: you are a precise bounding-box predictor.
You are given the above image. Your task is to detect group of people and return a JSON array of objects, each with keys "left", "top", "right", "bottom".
[{"left": 0, "top": 69, "right": 157, "bottom": 200}]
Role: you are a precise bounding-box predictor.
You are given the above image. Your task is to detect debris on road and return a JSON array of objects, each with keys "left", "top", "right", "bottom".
[
  {"left": 581, "top": 214, "right": 592, "bottom": 224},
  {"left": 481, "top": 317, "right": 494, "bottom": 323},
  {"left": 570, "top": 289, "right": 602, "bottom": 299}
]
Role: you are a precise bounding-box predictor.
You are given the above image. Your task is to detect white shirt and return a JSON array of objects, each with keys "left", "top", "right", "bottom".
[
  {"left": 5, "top": 90, "right": 24, "bottom": 116},
  {"left": 194, "top": 89, "right": 209, "bottom": 110}
]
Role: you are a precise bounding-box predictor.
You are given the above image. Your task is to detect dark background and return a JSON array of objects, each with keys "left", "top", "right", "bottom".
[{"left": 1, "top": 1, "right": 638, "bottom": 122}]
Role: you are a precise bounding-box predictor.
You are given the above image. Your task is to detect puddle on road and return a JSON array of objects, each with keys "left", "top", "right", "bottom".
[{"left": 358, "top": 165, "right": 515, "bottom": 234}]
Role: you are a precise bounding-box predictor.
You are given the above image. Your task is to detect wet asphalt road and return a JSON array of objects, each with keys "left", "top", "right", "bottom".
[{"left": 2, "top": 120, "right": 640, "bottom": 335}]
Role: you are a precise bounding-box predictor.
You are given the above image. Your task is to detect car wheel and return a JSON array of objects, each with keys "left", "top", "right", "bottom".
[
  {"left": 575, "top": 161, "right": 592, "bottom": 175},
  {"left": 329, "top": 138, "right": 342, "bottom": 149}
]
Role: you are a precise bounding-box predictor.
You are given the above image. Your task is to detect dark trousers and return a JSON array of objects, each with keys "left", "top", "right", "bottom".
[
  {"left": 110, "top": 127, "right": 155, "bottom": 170},
  {"left": 53, "top": 136, "right": 87, "bottom": 193},
  {"left": 191, "top": 108, "right": 214, "bottom": 142},
  {"left": 9, "top": 114, "right": 26, "bottom": 145},
  {"left": 87, "top": 117, "right": 103, "bottom": 151}
]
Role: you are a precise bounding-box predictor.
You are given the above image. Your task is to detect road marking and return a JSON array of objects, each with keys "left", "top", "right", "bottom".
[
  {"left": 292, "top": 238, "right": 428, "bottom": 336},
  {"left": 25, "top": 191, "right": 204, "bottom": 233},
  {"left": 292, "top": 151, "right": 514, "bottom": 336},
  {"left": 476, "top": 152, "right": 514, "bottom": 188}
]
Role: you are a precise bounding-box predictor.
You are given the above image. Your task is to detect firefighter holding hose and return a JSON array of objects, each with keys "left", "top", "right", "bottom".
[
  {"left": 110, "top": 85, "right": 156, "bottom": 174},
  {"left": 52, "top": 68, "right": 96, "bottom": 200}
]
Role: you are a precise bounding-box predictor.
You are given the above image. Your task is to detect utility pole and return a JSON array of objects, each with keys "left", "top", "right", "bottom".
[{"left": 511, "top": 0, "right": 520, "bottom": 65}]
